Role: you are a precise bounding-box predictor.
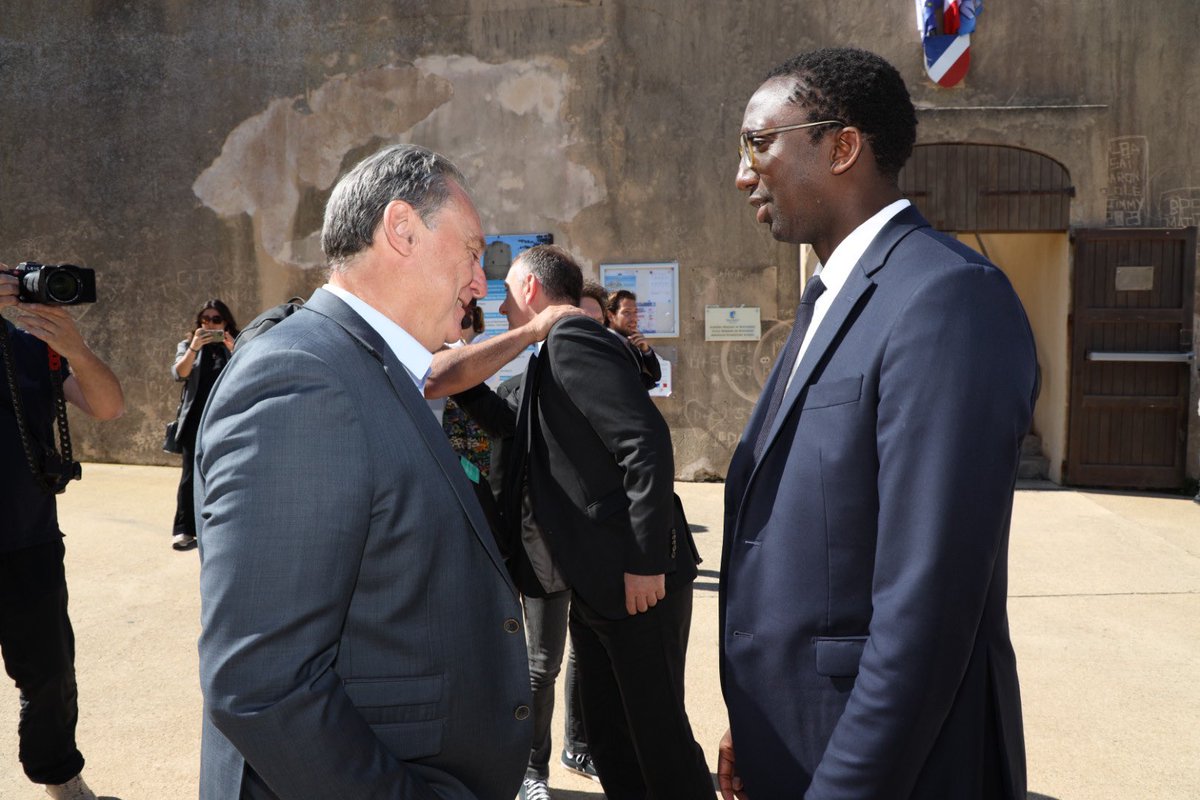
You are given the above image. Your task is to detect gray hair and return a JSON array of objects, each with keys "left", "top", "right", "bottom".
[
  {"left": 517, "top": 244, "right": 583, "bottom": 305},
  {"left": 321, "top": 144, "right": 467, "bottom": 272}
]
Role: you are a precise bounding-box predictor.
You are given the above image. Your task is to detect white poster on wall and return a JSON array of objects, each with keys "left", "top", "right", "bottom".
[{"left": 599, "top": 262, "right": 679, "bottom": 338}]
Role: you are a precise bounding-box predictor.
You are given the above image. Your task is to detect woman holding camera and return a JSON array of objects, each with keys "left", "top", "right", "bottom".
[{"left": 169, "top": 299, "right": 239, "bottom": 551}]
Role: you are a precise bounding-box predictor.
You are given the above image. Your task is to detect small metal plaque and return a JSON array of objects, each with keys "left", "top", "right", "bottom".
[
  {"left": 1115, "top": 266, "right": 1154, "bottom": 291},
  {"left": 705, "top": 306, "right": 762, "bottom": 341}
]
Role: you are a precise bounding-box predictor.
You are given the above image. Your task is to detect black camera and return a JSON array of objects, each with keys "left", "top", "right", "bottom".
[{"left": 10, "top": 262, "right": 97, "bottom": 305}]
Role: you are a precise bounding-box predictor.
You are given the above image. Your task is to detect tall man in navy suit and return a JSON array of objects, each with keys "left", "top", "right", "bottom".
[{"left": 718, "top": 49, "right": 1038, "bottom": 800}]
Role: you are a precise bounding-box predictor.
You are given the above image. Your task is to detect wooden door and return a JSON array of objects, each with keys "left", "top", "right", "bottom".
[{"left": 1066, "top": 228, "right": 1196, "bottom": 488}]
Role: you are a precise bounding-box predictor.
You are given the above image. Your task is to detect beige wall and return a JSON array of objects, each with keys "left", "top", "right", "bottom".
[
  {"left": 959, "top": 234, "right": 1072, "bottom": 482},
  {"left": 1, "top": 2, "right": 1196, "bottom": 483}
]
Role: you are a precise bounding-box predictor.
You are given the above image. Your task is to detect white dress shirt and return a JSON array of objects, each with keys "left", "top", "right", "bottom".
[
  {"left": 786, "top": 198, "right": 911, "bottom": 390},
  {"left": 322, "top": 283, "right": 433, "bottom": 389}
]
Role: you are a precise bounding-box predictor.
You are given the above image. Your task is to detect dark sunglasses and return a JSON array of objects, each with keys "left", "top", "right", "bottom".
[{"left": 201, "top": 314, "right": 224, "bottom": 324}]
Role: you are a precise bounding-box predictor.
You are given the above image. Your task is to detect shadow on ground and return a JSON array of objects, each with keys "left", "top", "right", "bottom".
[
  {"left": 695, "top": 568, "right": 720, "bottom": 592},
  {"left": 555, "top": 789, "right": 603, "bottom": 800},
  {"left": 1029, "top": 793, "right": 1062, "bottom": 800}
]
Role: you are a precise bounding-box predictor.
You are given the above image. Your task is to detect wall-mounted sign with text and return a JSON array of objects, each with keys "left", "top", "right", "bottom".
[{"left": 704, "top": 306, "right": 762, "bottom": 341}]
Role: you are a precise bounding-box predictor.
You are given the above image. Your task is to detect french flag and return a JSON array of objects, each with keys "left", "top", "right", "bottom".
[{"left": 917, "top": 0, "right": 982, "bottom": 87}]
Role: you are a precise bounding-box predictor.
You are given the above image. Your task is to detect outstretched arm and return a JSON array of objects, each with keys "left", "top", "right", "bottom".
[{"left": 425, "top": 304, "right": 583, "bottom": 398}]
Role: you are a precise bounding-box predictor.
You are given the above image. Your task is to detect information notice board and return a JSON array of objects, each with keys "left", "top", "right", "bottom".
[{"left": 598, "top": 262, "right": 679, "bottom": 338}]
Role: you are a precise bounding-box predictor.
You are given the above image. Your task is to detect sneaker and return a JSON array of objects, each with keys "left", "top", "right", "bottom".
[
  {"left": 560, "top": 749, "right": 600, "bottom": 782},
  {"left": 172, "top": 533, "right": 197, "bottom": 551},
  {"left": 519, "top": 776, "right": 552, "bottom": 800},
  {"left": 45, "top": 774, "right": 97, "bottom": 800}
]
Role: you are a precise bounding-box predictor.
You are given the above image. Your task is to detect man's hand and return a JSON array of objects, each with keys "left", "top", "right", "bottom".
[
  {"left": 718, "top": 727, "right": 748, "bottom": 800},
  {"left": 0, "top": 274, "right": 124, "bottom": 419},
  {"left": 10, "top": 303, "right": 89, "bottom": 360},
  {"left": 528, "top": 303, "right": 586, "bottom": 341},
  {"left": 627, "top": 331, "right": 652, "bottom": 353},
  {"left": 0, "top": 272, "right": 17, "bottom": 310},
  {"left": 623, "top": 572, "right": 665, "bottom": 615}
]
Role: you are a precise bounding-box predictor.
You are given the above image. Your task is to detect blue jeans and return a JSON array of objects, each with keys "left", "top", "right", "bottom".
[{"left": 523, "top": 590, "right": 588, "bottom": 779}]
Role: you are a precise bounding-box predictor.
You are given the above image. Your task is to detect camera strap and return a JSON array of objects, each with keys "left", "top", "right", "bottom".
[{"left": 0, "top": 321, "right": 80, "bottom": 494}]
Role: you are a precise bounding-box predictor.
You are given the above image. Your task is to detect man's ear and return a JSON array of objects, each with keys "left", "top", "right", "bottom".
[
  {"left": 523, "top": 270, "right": 540, "bottom": 306},
  {"left": 380, "top": 200, "right": 418, "bottom": 258},
  {"left": 830, "top": 126, "right": 864, "bottom": 176}
]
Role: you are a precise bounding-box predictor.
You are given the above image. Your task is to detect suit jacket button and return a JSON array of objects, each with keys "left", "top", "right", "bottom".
[
  {"left": 670, "top": 528, "right": 677, "bottom": 559},
  {"left": 514, "top": 705, "right": 531, "bottom": 721},
  {"left": 503, "top": 618, "right": 520, "bottom": 634}
]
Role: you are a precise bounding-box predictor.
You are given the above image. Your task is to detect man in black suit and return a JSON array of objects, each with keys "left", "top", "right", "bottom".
[
  {"left": 605, "top": 289, "right": 662, "bottom": 390},
  {"left": 486, "top": 244, "right": 711, "bottom": 799}
]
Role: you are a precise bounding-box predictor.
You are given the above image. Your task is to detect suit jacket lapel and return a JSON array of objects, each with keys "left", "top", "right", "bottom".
[
  {"left": 304, "top": 289, "right": 517, "bottom": 594},
  {"left": 503, "top": 352, "right": 541, "bottom": 526},
  {"left": 747, "top": 206, "right": 931, "bottom": 474}
]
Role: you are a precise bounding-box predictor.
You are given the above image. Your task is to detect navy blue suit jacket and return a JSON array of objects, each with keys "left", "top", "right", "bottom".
[{"left": 720, "top": 207, "right": 1037, "bottom": 799}]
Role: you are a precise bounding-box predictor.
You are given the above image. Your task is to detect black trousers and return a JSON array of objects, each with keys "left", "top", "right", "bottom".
[
  {"left": 173, "top": 438, "right": 197, "bottom": 537},
  {"left": 569, "top": 582, "right": 712, "bottom": 800},
  {"left": 0, "top": 539, "right": 85, "bottom": 785}
]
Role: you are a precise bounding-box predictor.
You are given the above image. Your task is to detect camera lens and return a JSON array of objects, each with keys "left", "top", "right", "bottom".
[{"left": 45, "top": 269, "right": 82, "bottom": 303}]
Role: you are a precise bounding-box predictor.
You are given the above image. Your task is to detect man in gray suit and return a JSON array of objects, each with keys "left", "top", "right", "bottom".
[{"left": 196, "top": 144, "right": 533, "bottom": 799}]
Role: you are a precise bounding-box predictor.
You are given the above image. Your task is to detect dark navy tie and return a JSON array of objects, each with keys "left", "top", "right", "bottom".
[{"left": 753, "top": 274, "right": 827, "bottom": 460}]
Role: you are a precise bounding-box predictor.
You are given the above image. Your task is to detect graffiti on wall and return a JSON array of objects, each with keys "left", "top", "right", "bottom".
[
  {"left": 1161, "top": 187, "right": 1200, "bottom": 228},
  {"left": 1104, "top": 136, "right": 1149, "bottom": 226}
]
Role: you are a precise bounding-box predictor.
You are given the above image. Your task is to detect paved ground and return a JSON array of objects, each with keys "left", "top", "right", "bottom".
[{"left": 2, "top": 465, "right": 1198, "bottom": 799}]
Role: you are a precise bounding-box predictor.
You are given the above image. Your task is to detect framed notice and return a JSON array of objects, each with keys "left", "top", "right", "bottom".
[{"left": 599, "top": 262, "right": 679, "bottom": 338}]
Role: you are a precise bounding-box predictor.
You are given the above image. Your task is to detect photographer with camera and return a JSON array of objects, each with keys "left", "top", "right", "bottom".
[
  {"left": 1, "top": 268, "right": 123, "bottom": 800},
  {"left": 168, "top": 300, "right": 238, "bottom": 552}
]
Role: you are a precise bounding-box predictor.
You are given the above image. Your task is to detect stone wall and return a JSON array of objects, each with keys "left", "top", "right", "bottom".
[{"left": 2, "top": 1, "right": 1197, "bottom": 480}]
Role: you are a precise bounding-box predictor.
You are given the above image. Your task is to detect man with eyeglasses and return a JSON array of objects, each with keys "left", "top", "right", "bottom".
[{"left": 718, "top": 48, "right": 1038, "bottom": 800}]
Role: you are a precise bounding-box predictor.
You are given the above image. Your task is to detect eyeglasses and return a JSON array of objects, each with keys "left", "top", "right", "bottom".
[
  {"left": 200, "top": 314, "right": 224, "bottom": 324},
  {"left": 738, "top": 120, "right": 844, "bottom": 170}
]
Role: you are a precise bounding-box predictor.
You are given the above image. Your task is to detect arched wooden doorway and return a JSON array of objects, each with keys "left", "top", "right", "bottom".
[
  {"left": 899, "top": 143, "right": 1196, "bottom": 489},
  {"left": 899, "top": 142, "right": 1073, "bottom": 232},
  {"left": 899, "top": 143, "right": 1073, "bottom": 483}
]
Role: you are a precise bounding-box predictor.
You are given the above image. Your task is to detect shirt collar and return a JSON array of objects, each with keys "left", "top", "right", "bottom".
[
  {"left": 322, "top": 283, "right": 433, "bottom": 388},
  {"left": 814, "top": 198, "right": 911, "bottom": 293}
]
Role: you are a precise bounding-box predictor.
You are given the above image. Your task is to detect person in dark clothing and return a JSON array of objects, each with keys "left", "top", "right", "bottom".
[
  {"left": 1, "top": 271, "right": 124, "bottom": 800},
  {"left": 579, "top": 281, "right": 609, "bottom": 327},
  {"left": 169, "top": 299, "right": 238, "bottom": 551},
  {"left": 456, "top": 246, "right": 709, "bottom": 799},
  {"left": 604, "top": 289, "right": 662, "bottom": 390}
]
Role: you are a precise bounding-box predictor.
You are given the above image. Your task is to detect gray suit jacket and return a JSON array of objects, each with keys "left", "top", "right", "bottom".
[{"left": 195, "top": 288, "right": 531, "bottom": 799}]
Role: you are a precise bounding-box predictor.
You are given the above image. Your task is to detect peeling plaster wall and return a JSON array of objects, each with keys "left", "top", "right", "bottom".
[{"left": 1, "top": 1, "right": 1197, "bottom": 483}]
